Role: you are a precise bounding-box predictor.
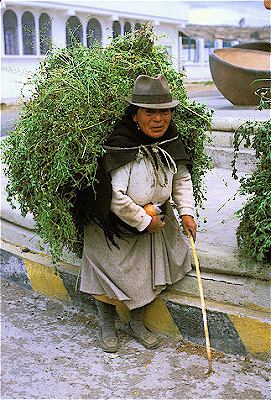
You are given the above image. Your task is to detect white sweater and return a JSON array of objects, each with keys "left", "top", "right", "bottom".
[{"left": 110, "top": 157, "right": 195, "bottom": 232}]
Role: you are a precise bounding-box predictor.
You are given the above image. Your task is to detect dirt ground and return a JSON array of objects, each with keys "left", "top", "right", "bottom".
[{"left": 1, "top": 279, "right": 270, "bottom": 400}]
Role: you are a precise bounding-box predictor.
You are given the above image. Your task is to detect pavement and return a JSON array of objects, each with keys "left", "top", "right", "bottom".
[
  {"left": 1, "top": 104, "right": 21, "bottom": 137},
  {"left": 1, "top": 279, "right": 270, "bottom": 400},
  {"left": 196, "top": 167, "right": 244, "bottom": 248},
  {"left": 185, "top": 83, "right": 271, "bottom": 121}
]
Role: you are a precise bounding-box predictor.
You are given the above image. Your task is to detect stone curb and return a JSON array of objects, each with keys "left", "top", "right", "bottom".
[
  {"left": 205, "top": 145, "right": 257, "bottom": 172},
  {"left": 211, "top": 117, "right": 251, "bottom": 132},
  {"left": 210, "top": 116, "right": 270, "bottom": 132},
  {"left": 1, "top": 239, "right": 270, "bottom": 362},
  {"left": 163, "top": 292, "right": 271, "bottom": 362}
]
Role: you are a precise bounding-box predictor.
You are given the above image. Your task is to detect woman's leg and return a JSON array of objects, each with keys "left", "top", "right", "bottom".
[
  {"left": 94, "top": 298, "right": 120, "bottom": 353},
  {"left": 93, "top": 296, "right": 160, "bottom": 350},
  {"left": 128, "top": 305, "right": 160, "bottom": 349},
  {"left": 92, "top": 294, "right": 124, "bottom": 307}
]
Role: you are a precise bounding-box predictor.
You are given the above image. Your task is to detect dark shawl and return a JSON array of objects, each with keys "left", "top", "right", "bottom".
[{"left": 73, "top": 116, "right": 192, "bottom": 247}]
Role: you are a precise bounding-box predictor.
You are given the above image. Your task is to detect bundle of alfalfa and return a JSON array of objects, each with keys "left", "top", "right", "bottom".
[{"left": 1, "top": 25, "right": 212, "bottom": 261}]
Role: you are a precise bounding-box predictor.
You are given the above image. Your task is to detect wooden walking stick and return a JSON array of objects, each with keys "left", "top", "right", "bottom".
[{"left": 189, "top": 234, "right": 213, "bottom": 375}]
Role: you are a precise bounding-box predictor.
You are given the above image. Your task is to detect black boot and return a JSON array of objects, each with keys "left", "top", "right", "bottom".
[
  {"left": 95, "top": 299, "right": 120, "bottom": 353},
  {"left": 128, "top": 305, "right": 160, "bottom": 349}
]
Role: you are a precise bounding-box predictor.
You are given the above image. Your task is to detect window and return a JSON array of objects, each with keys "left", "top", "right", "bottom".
[
  {"left": 164, "top": 46, "right": 172, "bottom": 61},
  {"left": 204, "top": 39, "right": 215, "bottom": 62},
  {"left": 66, "top": 16, "right": 83, "bottom": 48},
  {"left": 134, "top": 23, "right": 141, "bottom": 31},
  {"left": 112, "top": 21, "right": 121, "bottom": 39},
  {"left": 124, "top": 21, "right": 132, "bottom": 35},
  {"left": 182, "top": 37, "right": 197, "bottom": 63},
  {"left": 223, "top": 40, "right": 232, "bottom": 48},
  {"left": 87, "top": 18, "right": 102, "bottom": 48},
  {"left": 39, "top": 13, "right": 52, "bottom": 54},
  {"left": 3, "top": 9, "right": 19, "bottom": 55},
  {"left": 22, "top": 11, "right": 36, "bottom": 55}
]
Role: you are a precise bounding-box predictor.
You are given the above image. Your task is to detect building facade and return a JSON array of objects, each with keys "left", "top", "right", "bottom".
[
  {"left": 2, "top": 1, "right": 267, "bottom": 102},
  {"left": 1, "top": 0, "right": 187, "bottom": 101}
]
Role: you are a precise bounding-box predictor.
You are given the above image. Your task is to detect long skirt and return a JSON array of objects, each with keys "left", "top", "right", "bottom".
[{"left": 80, "top": 202, "right": 191, "bottom": 310}]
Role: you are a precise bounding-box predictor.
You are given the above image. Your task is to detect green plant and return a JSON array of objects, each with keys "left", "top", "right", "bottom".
[
  {"left": 1, "top": 25, "right": 212, "bottom": 261},
  {"left": 232, "top": 118, "right": 271, "bottom": 263},
  {"left": 252, "top": 78, "right": 271, "bottom": 111}
]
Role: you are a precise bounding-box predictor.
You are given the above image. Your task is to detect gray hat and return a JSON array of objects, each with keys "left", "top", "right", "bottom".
[{"left": 126, "top": 74, "right": 179, "bottom": 109}]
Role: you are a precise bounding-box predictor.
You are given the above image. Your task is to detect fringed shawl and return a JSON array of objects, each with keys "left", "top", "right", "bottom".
[{"left": 73, "top": 116, "right": 192, "bottom": 248}]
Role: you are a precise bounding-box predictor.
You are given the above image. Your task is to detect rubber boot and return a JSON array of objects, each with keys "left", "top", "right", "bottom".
[
  {"left": 95, "top": 299, "right": 120, "bottom": 352},
  {"left": 128, "top": 305, "right": 160, "bottom": 349}
]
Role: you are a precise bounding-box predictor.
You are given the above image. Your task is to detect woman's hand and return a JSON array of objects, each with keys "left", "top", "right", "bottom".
[
  {"left": 147, "top": 215, "right": 165, "bottom": 233},
  {"left": 182, "top": 215, "right": 197, "bottom": 241}
]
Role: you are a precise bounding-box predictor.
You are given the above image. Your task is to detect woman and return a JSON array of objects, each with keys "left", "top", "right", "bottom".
[{"left": 80, "top": 74, "right": 197, "bottom": 352}]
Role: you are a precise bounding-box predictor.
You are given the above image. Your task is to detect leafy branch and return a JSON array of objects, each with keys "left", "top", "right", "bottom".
[
  {"left": 1, "top": 25, "right": 212, "bottom": 261},
  {"left": 232, "top": 117, "right": 271, "bottom": 264}
]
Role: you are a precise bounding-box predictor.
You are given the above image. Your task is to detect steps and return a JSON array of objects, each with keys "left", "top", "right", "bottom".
[{"left": 205, "top": 117, "right": 257, "bottom": 171}]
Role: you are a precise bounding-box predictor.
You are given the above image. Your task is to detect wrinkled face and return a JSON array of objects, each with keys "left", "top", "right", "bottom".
[{"left": 133, "top": 107, "right": 172, "bottom": 139}]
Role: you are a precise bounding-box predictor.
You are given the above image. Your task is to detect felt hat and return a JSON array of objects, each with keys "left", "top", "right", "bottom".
[{"left": 126, "top": 74, "right": 179, "bottom": 109}]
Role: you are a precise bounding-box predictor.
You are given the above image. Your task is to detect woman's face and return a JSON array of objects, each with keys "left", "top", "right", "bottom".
[{"left": 133, "top": 107, "right": 172, "bottom": 139}]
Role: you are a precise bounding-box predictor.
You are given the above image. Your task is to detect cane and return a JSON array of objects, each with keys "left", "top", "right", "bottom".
[{"left": 189, "top": 233, "right": 213, "bottom": 375}]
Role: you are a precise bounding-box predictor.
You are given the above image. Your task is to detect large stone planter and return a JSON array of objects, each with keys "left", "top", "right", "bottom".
[{"left": 209, "top": 43, "right": 271, "bottom": 106}]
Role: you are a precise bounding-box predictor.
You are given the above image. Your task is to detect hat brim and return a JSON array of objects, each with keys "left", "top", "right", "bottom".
[{"left": 126, "top": 96, "right": 179, "bottom": 109}]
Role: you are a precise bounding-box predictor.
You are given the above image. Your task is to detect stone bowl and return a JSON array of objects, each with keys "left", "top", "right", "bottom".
[{"left": 209, "top": 43, "right": 271, "bottom": 105}]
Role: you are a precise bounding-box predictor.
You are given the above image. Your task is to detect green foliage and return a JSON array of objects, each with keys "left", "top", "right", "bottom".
[
  {"left": 253, "top": 78, "right": 271, "bottom": 111},
  {"left": 232, "top": 119, "right": 271, "bottom": 263},
  {"left": 1, "top": 25, "right": 212, "bottom": 261}
]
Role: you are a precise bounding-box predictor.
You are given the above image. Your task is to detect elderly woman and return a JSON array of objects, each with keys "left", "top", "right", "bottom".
[{"left": 80, "top": 74, "right": 196, "bottom": 352}]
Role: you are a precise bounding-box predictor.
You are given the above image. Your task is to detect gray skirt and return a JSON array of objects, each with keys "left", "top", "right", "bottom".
[{"left": 80, "top": 202, "right": 191, "bottom": 309}]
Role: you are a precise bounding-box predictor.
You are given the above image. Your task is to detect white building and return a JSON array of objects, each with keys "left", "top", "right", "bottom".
[
  {"left": 3, "top": 1, "right": 248, "bottom": 103},
  {"left": 1, "top": 0, "right": 190, "bottom": 102}
]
